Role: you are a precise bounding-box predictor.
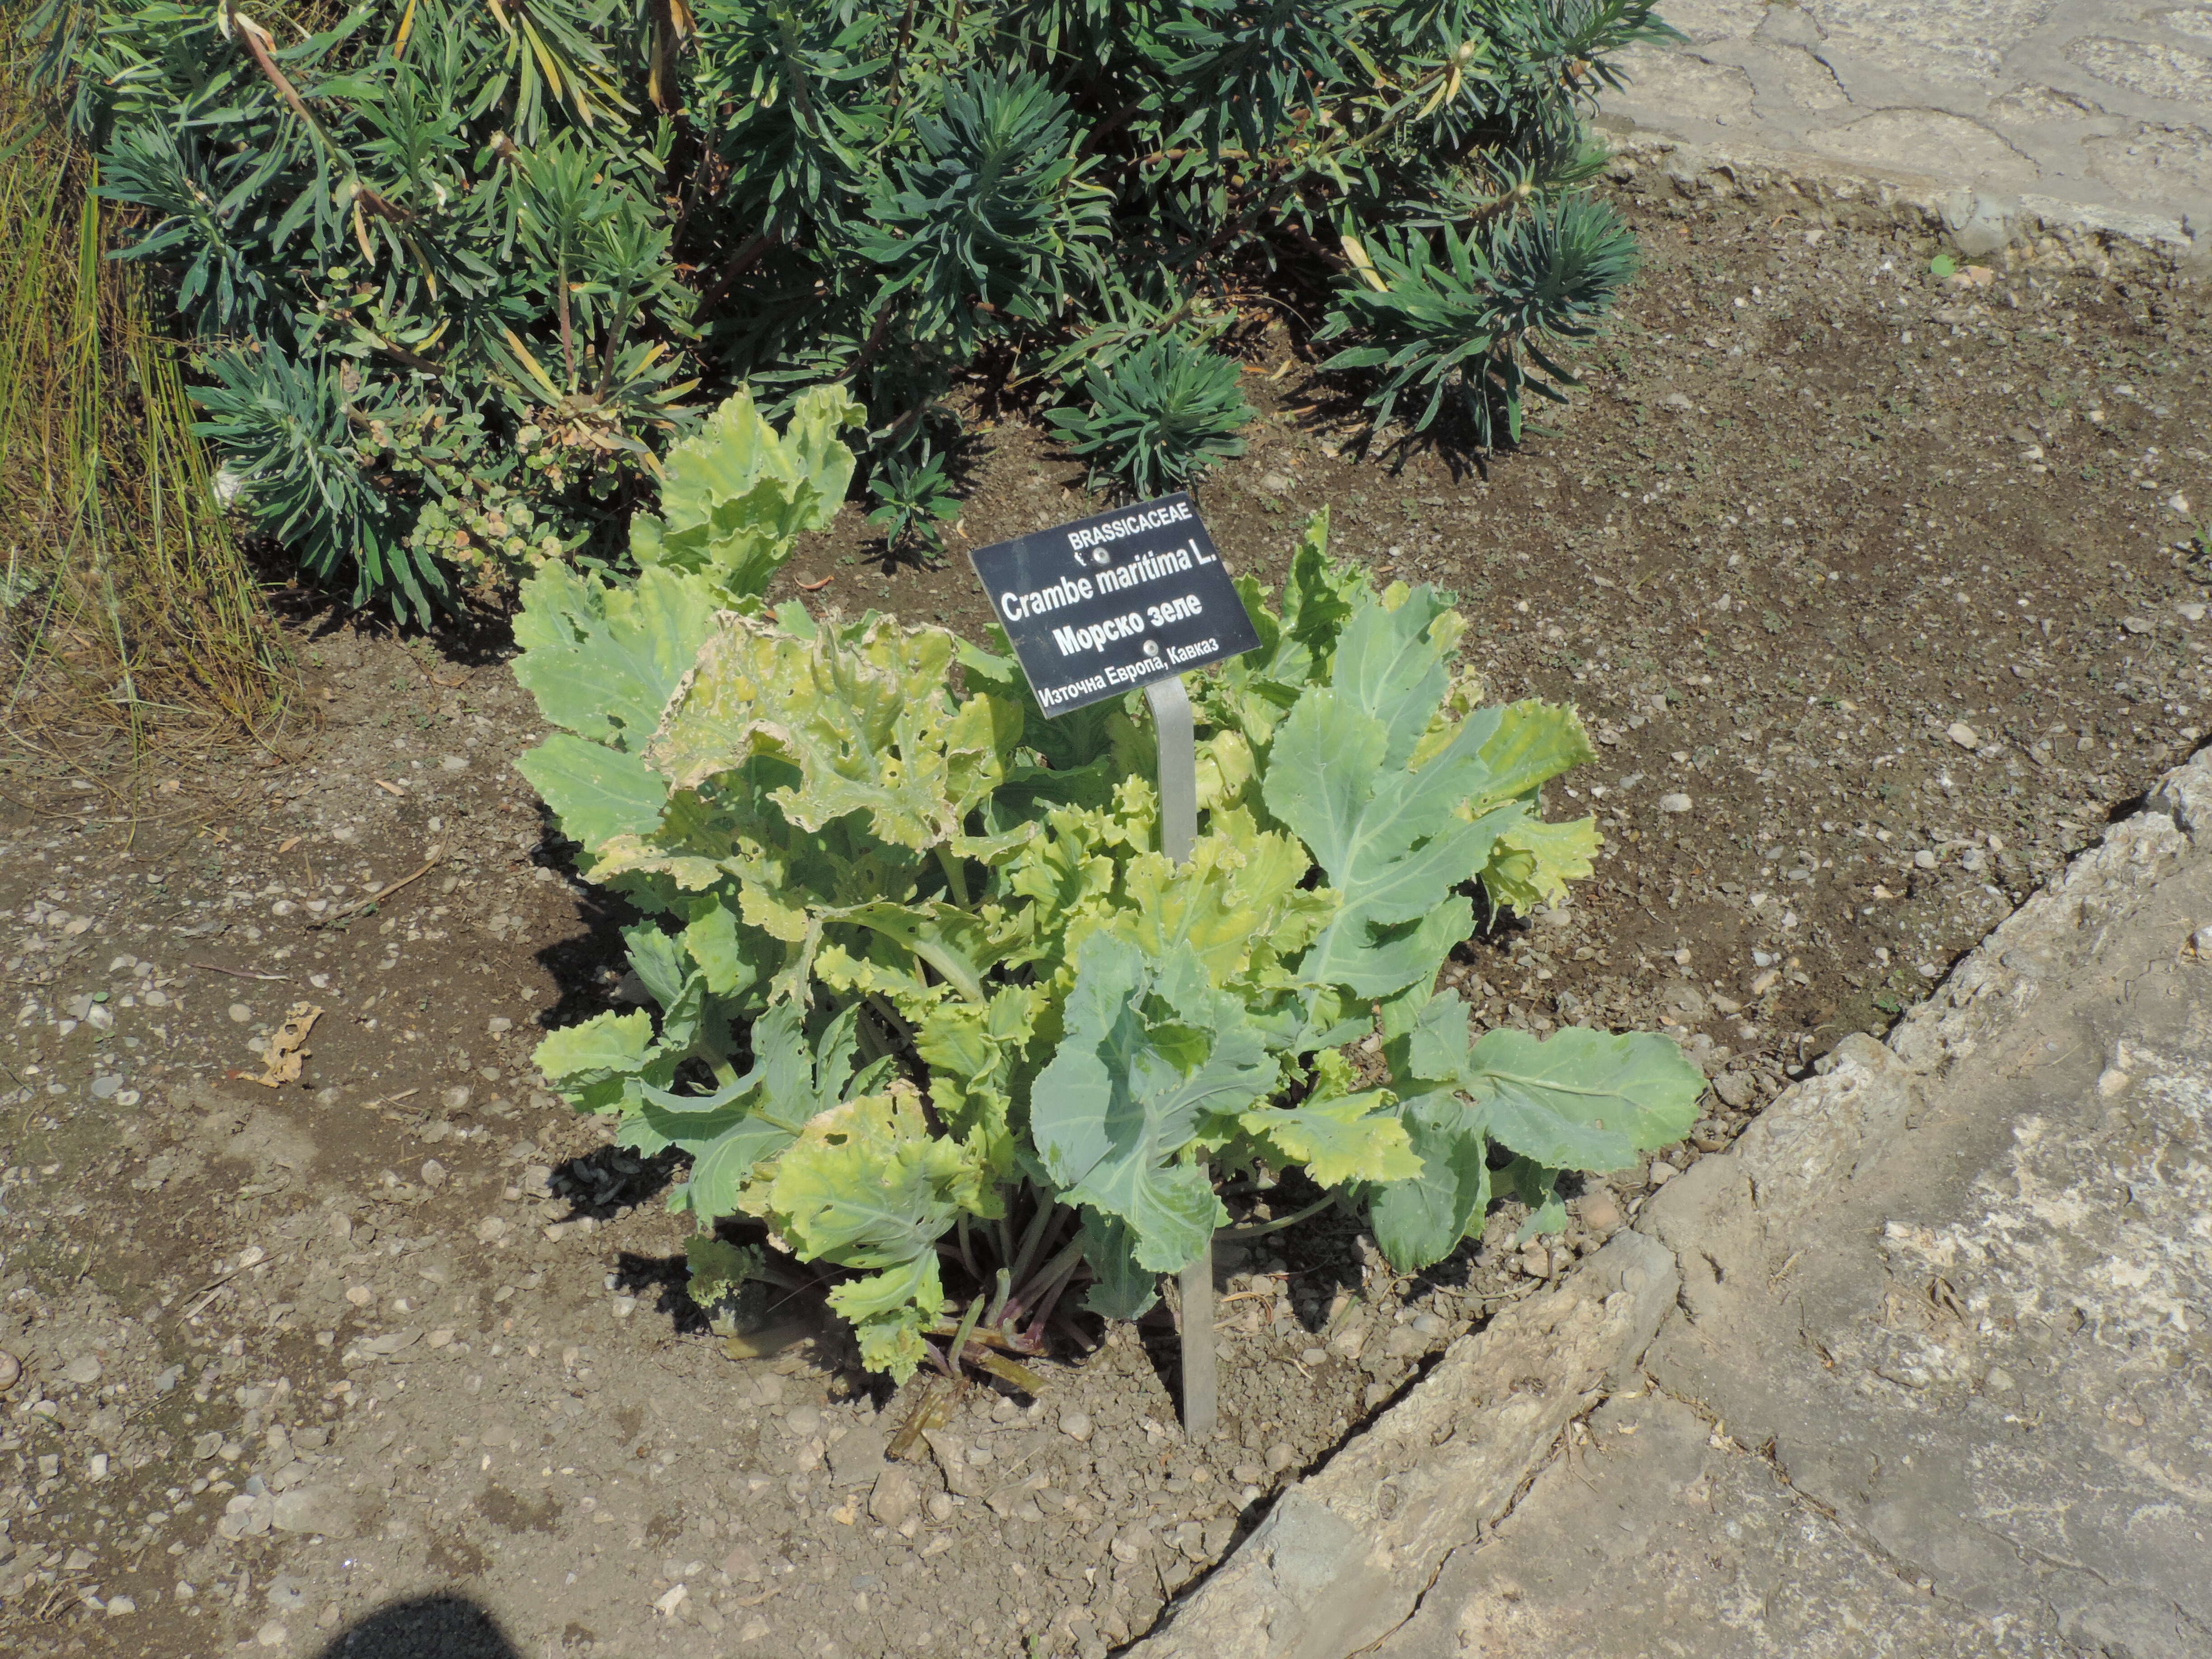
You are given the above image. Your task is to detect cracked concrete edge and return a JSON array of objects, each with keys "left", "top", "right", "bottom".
[
  {"left": 1599, "top": 127, "right": 2204, "bottom": 275},
  {"left": 1123, "top": 745, "right": 2212, "bottom": 1659},
  {"left": 1634, "top": 746, "right": 2212, "bottom": 1252},
  {"left": 1671, "top": 740, "right": 2212, "bottom": 1242},
  {"left": 1122, "top": 1230, "right": 1676, "bottom": 1659}
]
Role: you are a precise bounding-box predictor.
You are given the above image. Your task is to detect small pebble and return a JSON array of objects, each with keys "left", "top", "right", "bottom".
[
  {"left": 1059, "top": 1409, "right": 1094, "bottom": 1443},
  {"left": 1658, "top": 792, "right": 1692, "bottom": 813},
  {"left": 420, "top": 1159, "right": 447, "bottom": 1190},
  {"left": 1947, "top": 721, "right": 1980, "bottom": 749},
  {"left": 0, "top": 1350, "right": 20, "bottom": 1390},
  {"left": 868, "top": 1466, "right": 919, "bottom": 1528},
  {"left": 229, "top": 1003, "right": 253, "bottom": 1024},
  {"left": 104, "top": 1596, "right": 136, "bottom": 1617},
  {"left": 782, "top": 1404, "right": 822, "bottom": 1438},
  {"left": 1265, "top": 1442, "right": 1298, "bottom": 1473},
  {"left": 1647, "top": 1162, "right": 1678, "bottom": 1187},
  {"left": 1579, "top": 1194, "right": 1623, "bottom": 1233}
]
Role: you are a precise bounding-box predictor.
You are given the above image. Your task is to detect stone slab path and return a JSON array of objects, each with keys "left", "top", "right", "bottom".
[
  {"left": 1132, "top": 750, "right": 2212, "bottom": 1659},
  {"left": 1600, "top": 0, "right": 2212, "bottom": 251},
  {"left": 1365, "top": 754, "right": 2212, "bottom": 1659}
]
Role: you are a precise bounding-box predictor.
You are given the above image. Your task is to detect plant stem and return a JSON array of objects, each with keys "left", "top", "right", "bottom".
[
  {"left": 1006, "top": 1193, "right": 1059, "bottom": 1290},
  {"left": 1218, "top": 1191, "right": 1337, "bottom": 1240},
  {"left": 694, "top": 230, "right": 774, "bottom": 314},
  {"left": 1012, "top": 1236, "right": 1087, "bottom": 1344},
  {"left": 983, "top": 1265, "right": 1011, "bottom": 1329},
  {"left": 933, "top": 844, "right": 970, "bottom": 908}
]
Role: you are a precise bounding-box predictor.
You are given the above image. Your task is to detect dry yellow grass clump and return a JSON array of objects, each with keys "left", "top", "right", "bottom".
[{"left": 0, "top": 77, "right": 289, "bottom": 771}]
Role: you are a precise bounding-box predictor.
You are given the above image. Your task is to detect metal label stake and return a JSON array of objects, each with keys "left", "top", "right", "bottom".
[
  {"left": 1147, "top": 674, "right": 1215, "bottom": 1442},
  {"left": 1146, "top": 674, "right": 1197, "bottom": 863},
  {"left": 967, "top": 497, "right": 1257, "bottom": 1446}
]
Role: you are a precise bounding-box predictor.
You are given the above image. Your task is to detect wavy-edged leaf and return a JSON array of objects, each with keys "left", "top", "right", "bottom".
[
  {"left": 535, "top": 1008, "right": 656, "bottom": 1089},
  {"left": 630, "top": 385, "right": 862, "bottom": 604},
  {"left": 533, "top": 1008, "right": 671, "bottom": 1115},
  {"left": 511, "top": 564, "right": 719, "bottom": 751},
  {"left": 1031, "top": 935, "right": 1275, "bottom": 1274},
  {"left": 745, "top": 1081, "right": 982, "bottom": 1274},
  {"left": 1365, "top": 1087, "right": 1492, "bottom": 1272},
  {"left": 515, "top": 732, "right": 668, "bottom": 855},
  {"left": 827, "top": 1254, "right": 944, "bottom": 1382},
  {"left": 648, "top": 613, "right": 1027, "bottom": 860},
  {"left": 1480, "top": 813, "right": 1602, "bottom": 913},
  {"left": 1465, "top": 699, "right": 1598, "bottom": 815},
  {"left": 1262, "top": 675, "right": 1502, "bottom": 999},
  {"left": 1240, "top": 1083, "right": 1419, "bottom": 1186},
  {"left": 1078, "top": 1209, "right": 1159, "bottom": 1321},
  {"left": 743, "top": 1083, "right": 977, "bottom": 1379},
  {"left": 1464, "top": 1026, "right": 1703, "bottom": 1173}
]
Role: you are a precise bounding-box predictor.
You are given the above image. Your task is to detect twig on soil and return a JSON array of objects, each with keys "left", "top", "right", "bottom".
[
  {"left": 188, "top": 961, "right": 289, "bottom": 982},
  {"left": 315, "top": 845, "right": 444, "bottom": 928},
  {"left": 34, "top": 1580, "right": 83, "bottom": 1622},
  {"left": 179, "top": 1250, "right": 292, "bottom": 1321}
]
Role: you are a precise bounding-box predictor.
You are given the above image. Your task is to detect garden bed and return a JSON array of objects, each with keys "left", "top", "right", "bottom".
[{"left": 0, "top": 178, "right": 2206, "bottom": 1659}]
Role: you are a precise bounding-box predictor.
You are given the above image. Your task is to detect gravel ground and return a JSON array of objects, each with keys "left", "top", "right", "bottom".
[{"left": 0, "top": 173, "right": 2205, "bottom": 1659}]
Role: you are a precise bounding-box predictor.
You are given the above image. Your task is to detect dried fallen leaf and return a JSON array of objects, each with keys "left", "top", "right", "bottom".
[
  {"left": 375, "top": 780, "right": 406, "bottom": 797},
  {"left": 248, "top": 1003, "right": 323, "bottom": 1087},
  {"left": 277, "top": 836, "right": 302, "bottom": 854}
]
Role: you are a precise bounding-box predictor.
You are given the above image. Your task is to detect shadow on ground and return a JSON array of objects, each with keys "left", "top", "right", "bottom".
[{"left": 314, "top": 1593, "right": 522, "bottom": 1658}]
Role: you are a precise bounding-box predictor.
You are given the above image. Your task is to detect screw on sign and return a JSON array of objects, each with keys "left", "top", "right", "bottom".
[{"left": 967, "top": 492, "right": 1261, "bottom": 1438}]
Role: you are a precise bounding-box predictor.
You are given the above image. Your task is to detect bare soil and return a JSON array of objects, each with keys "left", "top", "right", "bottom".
[{"left": 0, "top": 173, "right": 2206, "bottom": 1659}]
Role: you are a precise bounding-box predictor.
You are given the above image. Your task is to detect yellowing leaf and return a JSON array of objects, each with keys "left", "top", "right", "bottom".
[
  {"left": 648, "top": 614, "right": 1027, "bottom": 859},
  {"left": 1481, "top": 814, "right": 1602, "bottom": 913},
  {"left": 1240, "top": 1089, "right": 1419, "bottom": 1186},
  {"left": 745, "top": 1083, "right": 984, "bottom": 1272}
]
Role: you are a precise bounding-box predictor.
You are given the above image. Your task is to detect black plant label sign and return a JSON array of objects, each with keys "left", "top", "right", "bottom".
[{"left": 966, "top": 493, "right": 1262, "bottom": 716}]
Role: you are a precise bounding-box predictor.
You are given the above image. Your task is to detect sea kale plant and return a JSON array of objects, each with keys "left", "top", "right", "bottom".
[
  {"left": 40, "top": 0, "right": 1669, "bottom": 615},
  {"left": 513, "top": 387, "right": 1702, "bottom": 1382}
]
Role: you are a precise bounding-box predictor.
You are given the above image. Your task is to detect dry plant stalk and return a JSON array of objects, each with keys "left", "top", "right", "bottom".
[{"left": 0, "top": 76, "right": 291, "bottom": 772}]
